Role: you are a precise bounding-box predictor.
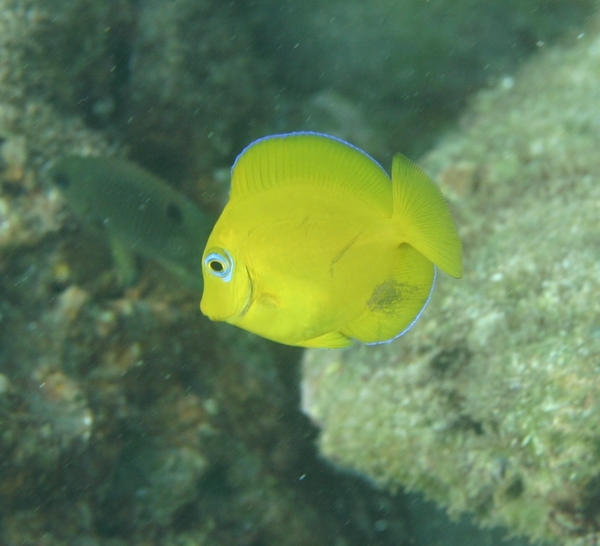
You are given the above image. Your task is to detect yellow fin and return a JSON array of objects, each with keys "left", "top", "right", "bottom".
[
  {"left": 392, "top": 154, "right": 462, "bottom": 278},
  {"left": 109, "top": 236, "right": 139, "bottom": 286},
  {"left": 342, "top": 244, "right": 435, "bottom": 344},
  {"left": 302, "top": 330, "right": 353, "bottom": 349},
  {"left": 230, "top": 132, "right": 392, "bottom": 214}
]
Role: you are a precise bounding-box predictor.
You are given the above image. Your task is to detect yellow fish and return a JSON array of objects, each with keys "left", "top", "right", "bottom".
[{"left": 200, "top": 132, "right": 462, "bottom": 348}]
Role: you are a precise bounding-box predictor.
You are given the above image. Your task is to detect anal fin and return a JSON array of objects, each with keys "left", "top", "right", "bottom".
[
  {"left": 342, "top": 243, "right": 435, "bottom": 344},
  {"left": 109, "top": 236, "right": 139, "bottom": 286},
  {"left": 302, "top": 330, "right": 353, "bottom": 349}
]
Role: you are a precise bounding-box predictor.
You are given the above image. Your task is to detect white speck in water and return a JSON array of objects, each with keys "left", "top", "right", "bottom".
[{"left": 501, "top": 76, "right": 514, "bottom": 90}]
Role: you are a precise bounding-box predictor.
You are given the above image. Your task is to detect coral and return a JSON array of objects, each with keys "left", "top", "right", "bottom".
[{"left": 302, "top": 14, "right": 600, "bottom": 546}]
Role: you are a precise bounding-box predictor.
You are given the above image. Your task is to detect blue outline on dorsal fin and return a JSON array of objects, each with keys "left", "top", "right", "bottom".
[{"left": 230, "top": 131, "right": 389, "bottom": 190}]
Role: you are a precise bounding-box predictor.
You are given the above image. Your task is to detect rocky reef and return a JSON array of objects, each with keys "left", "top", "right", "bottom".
[
  {"left": 250, "top": 0, "right": 596, "bottom": 158},
  {"left": 0, "top": 0, "right": 598, "bottom": 544},
  {"left": 302, "top": 14, "right": 600, "bottom": 546}
]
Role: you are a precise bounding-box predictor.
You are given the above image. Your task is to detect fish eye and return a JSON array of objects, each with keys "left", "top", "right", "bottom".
[
  {"left": 53, "top": 171, "right": 71, "bottom": 189},
  {"left": 203, "top": 249, "right": 234, "bottom": 282}
]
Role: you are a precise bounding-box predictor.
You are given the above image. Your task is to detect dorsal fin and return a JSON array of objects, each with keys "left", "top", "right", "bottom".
[
  {"left": 230, "top": 132, "right": 392, "bottom": 213},
  {"left": 392, "top": 153, "right": 463, "bottom": 278}
]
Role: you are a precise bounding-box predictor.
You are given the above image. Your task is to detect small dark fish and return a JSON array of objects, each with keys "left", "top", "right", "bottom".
[{"left": 50, "top": 156, "right": 214, "bottom": 290}]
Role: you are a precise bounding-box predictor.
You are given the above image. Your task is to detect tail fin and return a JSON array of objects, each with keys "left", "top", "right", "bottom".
[{"left": 392, "top": 153, "right": 462, "bottom": 278}]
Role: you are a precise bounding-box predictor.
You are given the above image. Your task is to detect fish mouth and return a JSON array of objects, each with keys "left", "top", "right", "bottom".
[{"left": 202, "top": 269, "right": 253, "bottom": 323}]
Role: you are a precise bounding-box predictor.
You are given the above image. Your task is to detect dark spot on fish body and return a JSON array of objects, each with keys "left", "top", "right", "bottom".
[
  {"left": 52, "top": 171, "right": 71, "bottom": 189},
  {"left": 165, "top": 201, "right": 183, "bottom": 225},
  {"left": 367, "top": 280, "right": 415, "bottom": 314}
]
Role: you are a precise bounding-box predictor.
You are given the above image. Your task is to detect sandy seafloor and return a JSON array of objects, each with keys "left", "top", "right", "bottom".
[{"left": 0, "top": 1, "right": 598, "bottom": 545}]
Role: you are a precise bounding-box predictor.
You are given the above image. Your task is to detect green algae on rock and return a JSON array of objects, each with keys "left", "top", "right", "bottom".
[{"left": 302, "top": 18, "right": 600, "bottom": 546}]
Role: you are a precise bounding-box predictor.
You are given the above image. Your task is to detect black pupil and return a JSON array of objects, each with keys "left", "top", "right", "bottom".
[
  {"left": 53, "top": 171, "right": 71, "bottom": 188},
  {"left": 209, "top": 260, "right": 224, "bottom": 273}
]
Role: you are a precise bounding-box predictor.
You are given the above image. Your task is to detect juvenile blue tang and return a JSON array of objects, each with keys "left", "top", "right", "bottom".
[{"left": 200, "top": 132, "right": 462, "bottom": 348}]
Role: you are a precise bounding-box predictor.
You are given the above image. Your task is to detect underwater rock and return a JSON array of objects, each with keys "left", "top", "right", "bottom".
[
  {"left": 123, "top": 0, "right": 278, "bottom": 179},
  {"left": 302, "top": 15, "right": 600, "bottom": 546},
  {"left": 0, "top": 0, "right": 278, "bottom": 182},
  {"left": 251, "top": 0, "right": 597, "bottom": 159}
]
